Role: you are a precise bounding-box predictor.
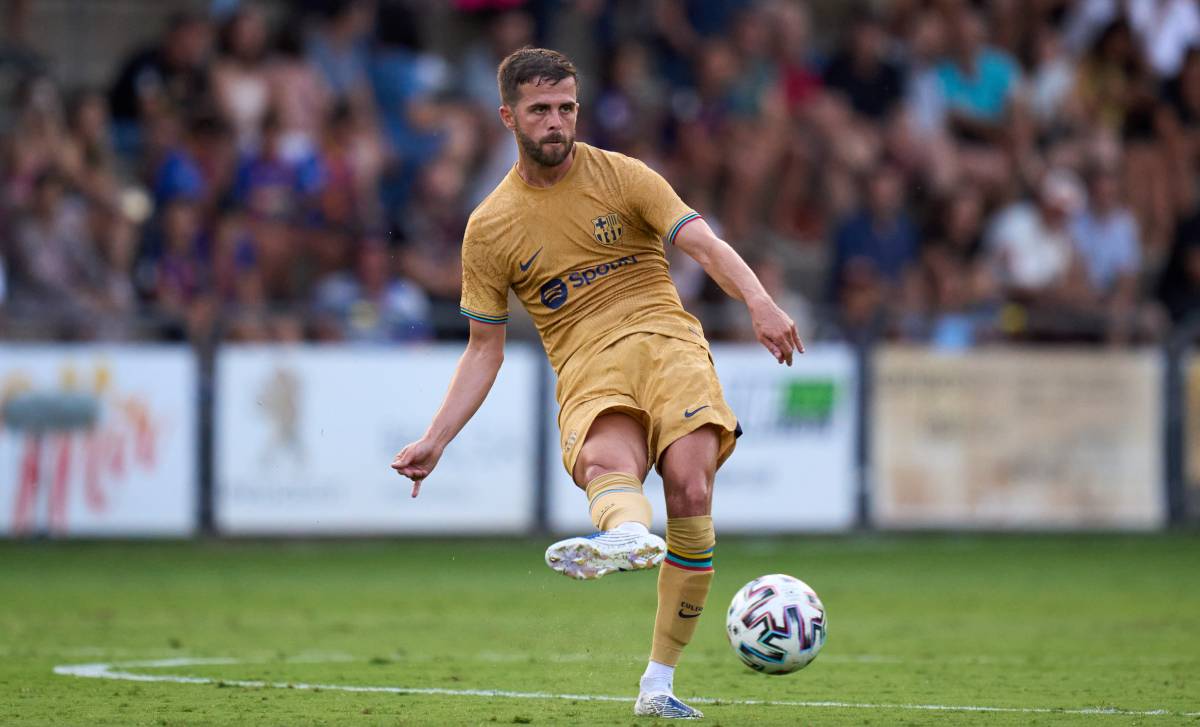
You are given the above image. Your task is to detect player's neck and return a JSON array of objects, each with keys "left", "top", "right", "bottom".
[{"left": 516, "top": 146, "right": 577, "bottom": 188}]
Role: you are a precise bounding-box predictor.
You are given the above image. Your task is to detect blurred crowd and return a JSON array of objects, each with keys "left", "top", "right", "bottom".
[{"left": 3, "top": 0, "right": 1200, "bottom": 348}]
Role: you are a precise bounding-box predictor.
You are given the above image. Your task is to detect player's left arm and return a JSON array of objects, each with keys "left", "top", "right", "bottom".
[{"left": 674, "top": 219, "right": 805, "bottom": 365}]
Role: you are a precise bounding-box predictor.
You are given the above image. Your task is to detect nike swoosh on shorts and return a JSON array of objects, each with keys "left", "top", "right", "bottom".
[{"left": 683, "top": 405, "right": 710, "bottom": 418}]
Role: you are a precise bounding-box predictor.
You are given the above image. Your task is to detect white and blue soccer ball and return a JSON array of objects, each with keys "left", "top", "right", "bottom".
[{"left": 726, "top": 574, "right": 826, "bottom": 674}]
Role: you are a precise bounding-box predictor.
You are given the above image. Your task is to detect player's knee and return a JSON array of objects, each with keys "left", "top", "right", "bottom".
[
  {"left": 663, "top": 468, "right": 713, "bottom": 516},
  {"left": 576, "top": 459, "right": 639, "bottom": 487}
]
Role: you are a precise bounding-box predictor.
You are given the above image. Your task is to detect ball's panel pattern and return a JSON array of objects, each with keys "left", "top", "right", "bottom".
[{"left": 726, "top": 574, "right": 826, "bottom": 674}]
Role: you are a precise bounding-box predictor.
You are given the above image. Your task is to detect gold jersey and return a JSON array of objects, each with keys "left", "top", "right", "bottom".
[{"left": 460, "top": 143, "right": 707, "bottom": 374}]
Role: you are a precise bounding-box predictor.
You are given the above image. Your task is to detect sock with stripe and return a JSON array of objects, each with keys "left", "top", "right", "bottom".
[
  {"left": 649, "top": 515, "right": 715, "bottom": 667},
  {"left": 585, "top": 472, "right": 652, "bottom": 531}
]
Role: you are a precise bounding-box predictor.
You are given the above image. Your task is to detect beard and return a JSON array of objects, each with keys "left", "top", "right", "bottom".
[{"left": 515, "top": 124, "right": 575, "bottom": 167}]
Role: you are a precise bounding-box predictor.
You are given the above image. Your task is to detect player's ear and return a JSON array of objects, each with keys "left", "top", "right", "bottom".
[{"left": 498, "top": 104, "right": 516, "bottom": 131}]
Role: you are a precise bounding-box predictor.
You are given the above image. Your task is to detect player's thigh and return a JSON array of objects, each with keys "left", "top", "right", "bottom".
[
  {"left": 571, "top": 409, "right": 651, "bottom": 488},
  {"left": 642, "top": 339, "right": 739, "bottom": 472},
  {"left": 658, "top": 423, "right": 721, "bottom": 517}
]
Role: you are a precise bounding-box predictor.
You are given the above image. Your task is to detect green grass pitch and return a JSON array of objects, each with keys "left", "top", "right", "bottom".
[{"left": 1, "top": 534, "right": 1198, "bottom": 725}]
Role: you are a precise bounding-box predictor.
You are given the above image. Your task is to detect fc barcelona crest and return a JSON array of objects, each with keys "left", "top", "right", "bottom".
[{"left": 592, "top": 213, "right": 624, "bottom": 246}]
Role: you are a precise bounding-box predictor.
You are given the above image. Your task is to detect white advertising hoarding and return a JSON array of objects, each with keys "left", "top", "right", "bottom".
[
  {"left": 215, "top": 344, "right": 539, "bottom": 534},
  {"left": 546, "top": 344, "right": 859, "bottom": 533},
  {"left": 872, "top": 347, "right": 1165, "bottom": 530},
  {"left": 0, "top": 346, "right": 197, "bottom": 537}
]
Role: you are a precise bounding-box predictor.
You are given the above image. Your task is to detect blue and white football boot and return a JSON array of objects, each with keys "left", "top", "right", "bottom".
[
  {"left": 633, "top": 691, "right": 705, "bottom": 719},
  {"left": 543, "top": 527, "right": 666, "bottom": 580}
]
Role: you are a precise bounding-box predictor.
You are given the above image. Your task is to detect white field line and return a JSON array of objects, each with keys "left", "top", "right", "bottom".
[{"left": 52, "top": 658, "right": 1199, "bottom": 718}]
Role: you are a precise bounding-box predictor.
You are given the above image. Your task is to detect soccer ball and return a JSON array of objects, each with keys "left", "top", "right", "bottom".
[{"left": 726, "top": 574, "right": 826, "bottom": 674}]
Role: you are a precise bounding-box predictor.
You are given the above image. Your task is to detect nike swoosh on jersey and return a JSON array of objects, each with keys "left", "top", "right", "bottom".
[
  {"left": 683, "top": 405, "right": 710, "bottom": 418},
  {"left": 678, "top": 610, "right": 702, "bottom": 618},
  {"left": 519, "top": 247, "right": 543, "bottom": 272}
]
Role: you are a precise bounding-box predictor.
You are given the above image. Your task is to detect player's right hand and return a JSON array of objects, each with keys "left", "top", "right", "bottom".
[{"left": 391, "top": 438, "right": 445, "bottom": 498}]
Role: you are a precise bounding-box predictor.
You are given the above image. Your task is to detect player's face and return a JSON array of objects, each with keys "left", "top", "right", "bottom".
[{"left": 504, "top": 78, "right": 578, "bottom": 167}]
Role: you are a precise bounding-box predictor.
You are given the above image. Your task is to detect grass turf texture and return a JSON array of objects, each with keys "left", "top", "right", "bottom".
[{"left": 1, "top": 535, "right": 1197, "bottom": 726}]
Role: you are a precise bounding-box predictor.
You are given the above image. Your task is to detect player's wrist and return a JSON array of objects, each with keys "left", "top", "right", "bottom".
[
  {"left": 745, "top": 290, "right": 773, "bottom": 313},
  {"left": 421, "top": 429, "right": 451, "bottom": 452}
]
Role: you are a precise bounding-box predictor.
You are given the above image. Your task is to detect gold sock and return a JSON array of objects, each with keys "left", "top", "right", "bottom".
[
  {"left": 650, "top": 515, "right": 715, "bottom": 666},
  {"left": 585, "top": 472, "right": 652, "bottom": 530}
]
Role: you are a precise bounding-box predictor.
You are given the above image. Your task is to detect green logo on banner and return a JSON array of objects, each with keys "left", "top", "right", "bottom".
[{"left": 781, "top": 380, "right": 837, "bottom": 426}]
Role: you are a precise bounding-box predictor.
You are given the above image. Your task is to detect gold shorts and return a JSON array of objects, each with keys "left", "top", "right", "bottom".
[{"left": 556, "top": 332, "right": 739, "bottom": 478}]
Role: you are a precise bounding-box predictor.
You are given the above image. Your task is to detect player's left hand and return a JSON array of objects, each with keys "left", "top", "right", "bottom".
[{"left": 750, "top": 297, "right": 805, "bottom": 366}]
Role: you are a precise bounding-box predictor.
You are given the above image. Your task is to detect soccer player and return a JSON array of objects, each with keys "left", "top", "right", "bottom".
[{"left": 392, "top": 48, "right": 803, "bottom": 720}]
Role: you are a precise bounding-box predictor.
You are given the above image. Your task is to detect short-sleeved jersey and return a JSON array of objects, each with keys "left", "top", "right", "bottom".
[{"left": 460, "top": 143, "right": 706, "bottom": 374}]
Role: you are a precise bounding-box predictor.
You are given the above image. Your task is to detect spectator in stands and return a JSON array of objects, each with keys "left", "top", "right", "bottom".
[
  {"left": 903, "top": 8, "right": 949, "bottom": 138},
  {"left": 986, "top": 168, "right": 1100, "bottom": 339},
  {"left": 233, "top": 109, "right": 325, "bottom": 303},
  {"left": 317, "top": 103, "right": 372, "bottom": 232},
  {"left": 369, "top": 1, "right": 450, "bottom": 180},
  {"left": 460, "top": 9, "right": 536, "bottom": 113},
  {"left": 766, "top": 0, "right": 822, "bottom": 116},
  {"left": 233, "top": 110, "right": 325, "bottom": 222},
  {"left": 593, "top": 42, "right": 668, "bottom": 155},
  {"left": 671, "top": 40, "right": 739, "bottom": 218},
  {"left": 1071, "top": 165, "right": 1143, "bottom": 341},
  {"left": 916, "top": 186, "right": 999, "bottom": 348},
  {"left": 1128, "top": 0, "right": 1200, "bottom": 80},
  {"left": 830, "top": 164, "right": 918, "bottom": 299},
  {"left": 8, "top": 170, "right": 102, "bottom": 321},
  {"left": 822, "top": 12, "right": 904, "bottom": 122},
  {"left": 306, "top": 0, "right": 375, "bottom": 112},
  {"left": 1159, "top": 204, "right": 1200, "bottom": 327},
  {"left": 718, "top": 5, "right": 790, "bottom": 242},
  {"left": 87, "top": 207, "right": 139, "bottom": 339},
  {"left": 397, "top": 156, "right": 467, "bottom": 311},
  {"left": 267, "top": 22, "right": 332, "bottom": 163},
  {"left": 7, "top": 0, "right": 1200, "bottom": 347},
  {"left": 2, "top": 74, "right": 68, "bottom": 212},
  {"left": 211, "top": 4, "right": 272, "bottom": 153},
  {"left": 208, "top": 210, "right": 270, "bottom": 342},
  {"left": 313, "top": 237, "right": 432, "bottom": 343},
  {"left": 153, "top": 113, "right": 235, "bottom": 211},
  {"left": 460, "top": 9, "right": 535, "bottom": 206},
  {"left": 108, "top": 11, "right": 213, "bottom": 151},
  {"left": 1162, "top": 48, "right": 1200, "bottom": 217},
  {"left": 144, "top": 198, "right": 208, "bottom": 330},
  {"left": 0, "top": 246, "right": 7, "bottom": 308},
  {"left": 936, "top": 9, "right": 1023, "bottom": 138},
  {"left": 60, "top": 90, "right": 119, "bottom": 207},
  {"left": 1027, "top": 23, "right": 1079, "bottom": 134}
]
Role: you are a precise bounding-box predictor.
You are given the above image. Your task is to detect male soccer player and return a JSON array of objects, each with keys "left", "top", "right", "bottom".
[{"left": 392, "top": 48, "right": 802, "bottom": 719}]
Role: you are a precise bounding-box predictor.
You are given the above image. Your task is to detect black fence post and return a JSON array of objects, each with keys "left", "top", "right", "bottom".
[
  {"left": 1164, "top": 314, "right": 1200, "bottom": 526},
  {"left": 196, "top": 337, "right": 217, "bottom": 537},
  {"left": 855, "top": 336, "right": 874, "bottom": 530},
  {"left": 533, "top": 355, "right": 551, "bottom": 536}
]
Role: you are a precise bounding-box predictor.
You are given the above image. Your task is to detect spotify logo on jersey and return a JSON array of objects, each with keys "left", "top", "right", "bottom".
[{"left": 540, "top": 278, "right": 569, "bottom": 310}]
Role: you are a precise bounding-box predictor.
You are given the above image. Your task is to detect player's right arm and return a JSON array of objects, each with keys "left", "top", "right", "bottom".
[
  {"left": 391, "top": 319, "right": 505, "bottom": 497},
  {"left": 392, "top": 223, "right": 511, "bottom": 498}
]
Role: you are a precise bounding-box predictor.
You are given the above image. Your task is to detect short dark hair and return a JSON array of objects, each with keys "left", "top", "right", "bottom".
[{"left": 496, "top": 47, "right": 578, "bottom": 107}]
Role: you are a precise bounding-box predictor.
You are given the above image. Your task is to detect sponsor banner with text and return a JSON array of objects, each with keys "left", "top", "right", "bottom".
[
  {"left": 872, "top": 347, "right": 1164, "bottom": 530},
  {"left": 0, "top": 346, "right": 197, "bottom": 537},
  {"left": 215, "top": 345, "right": 539, "bottom": 534},
  {"left": 545, "top": 345, "right": 859, "bottom": 533}
]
